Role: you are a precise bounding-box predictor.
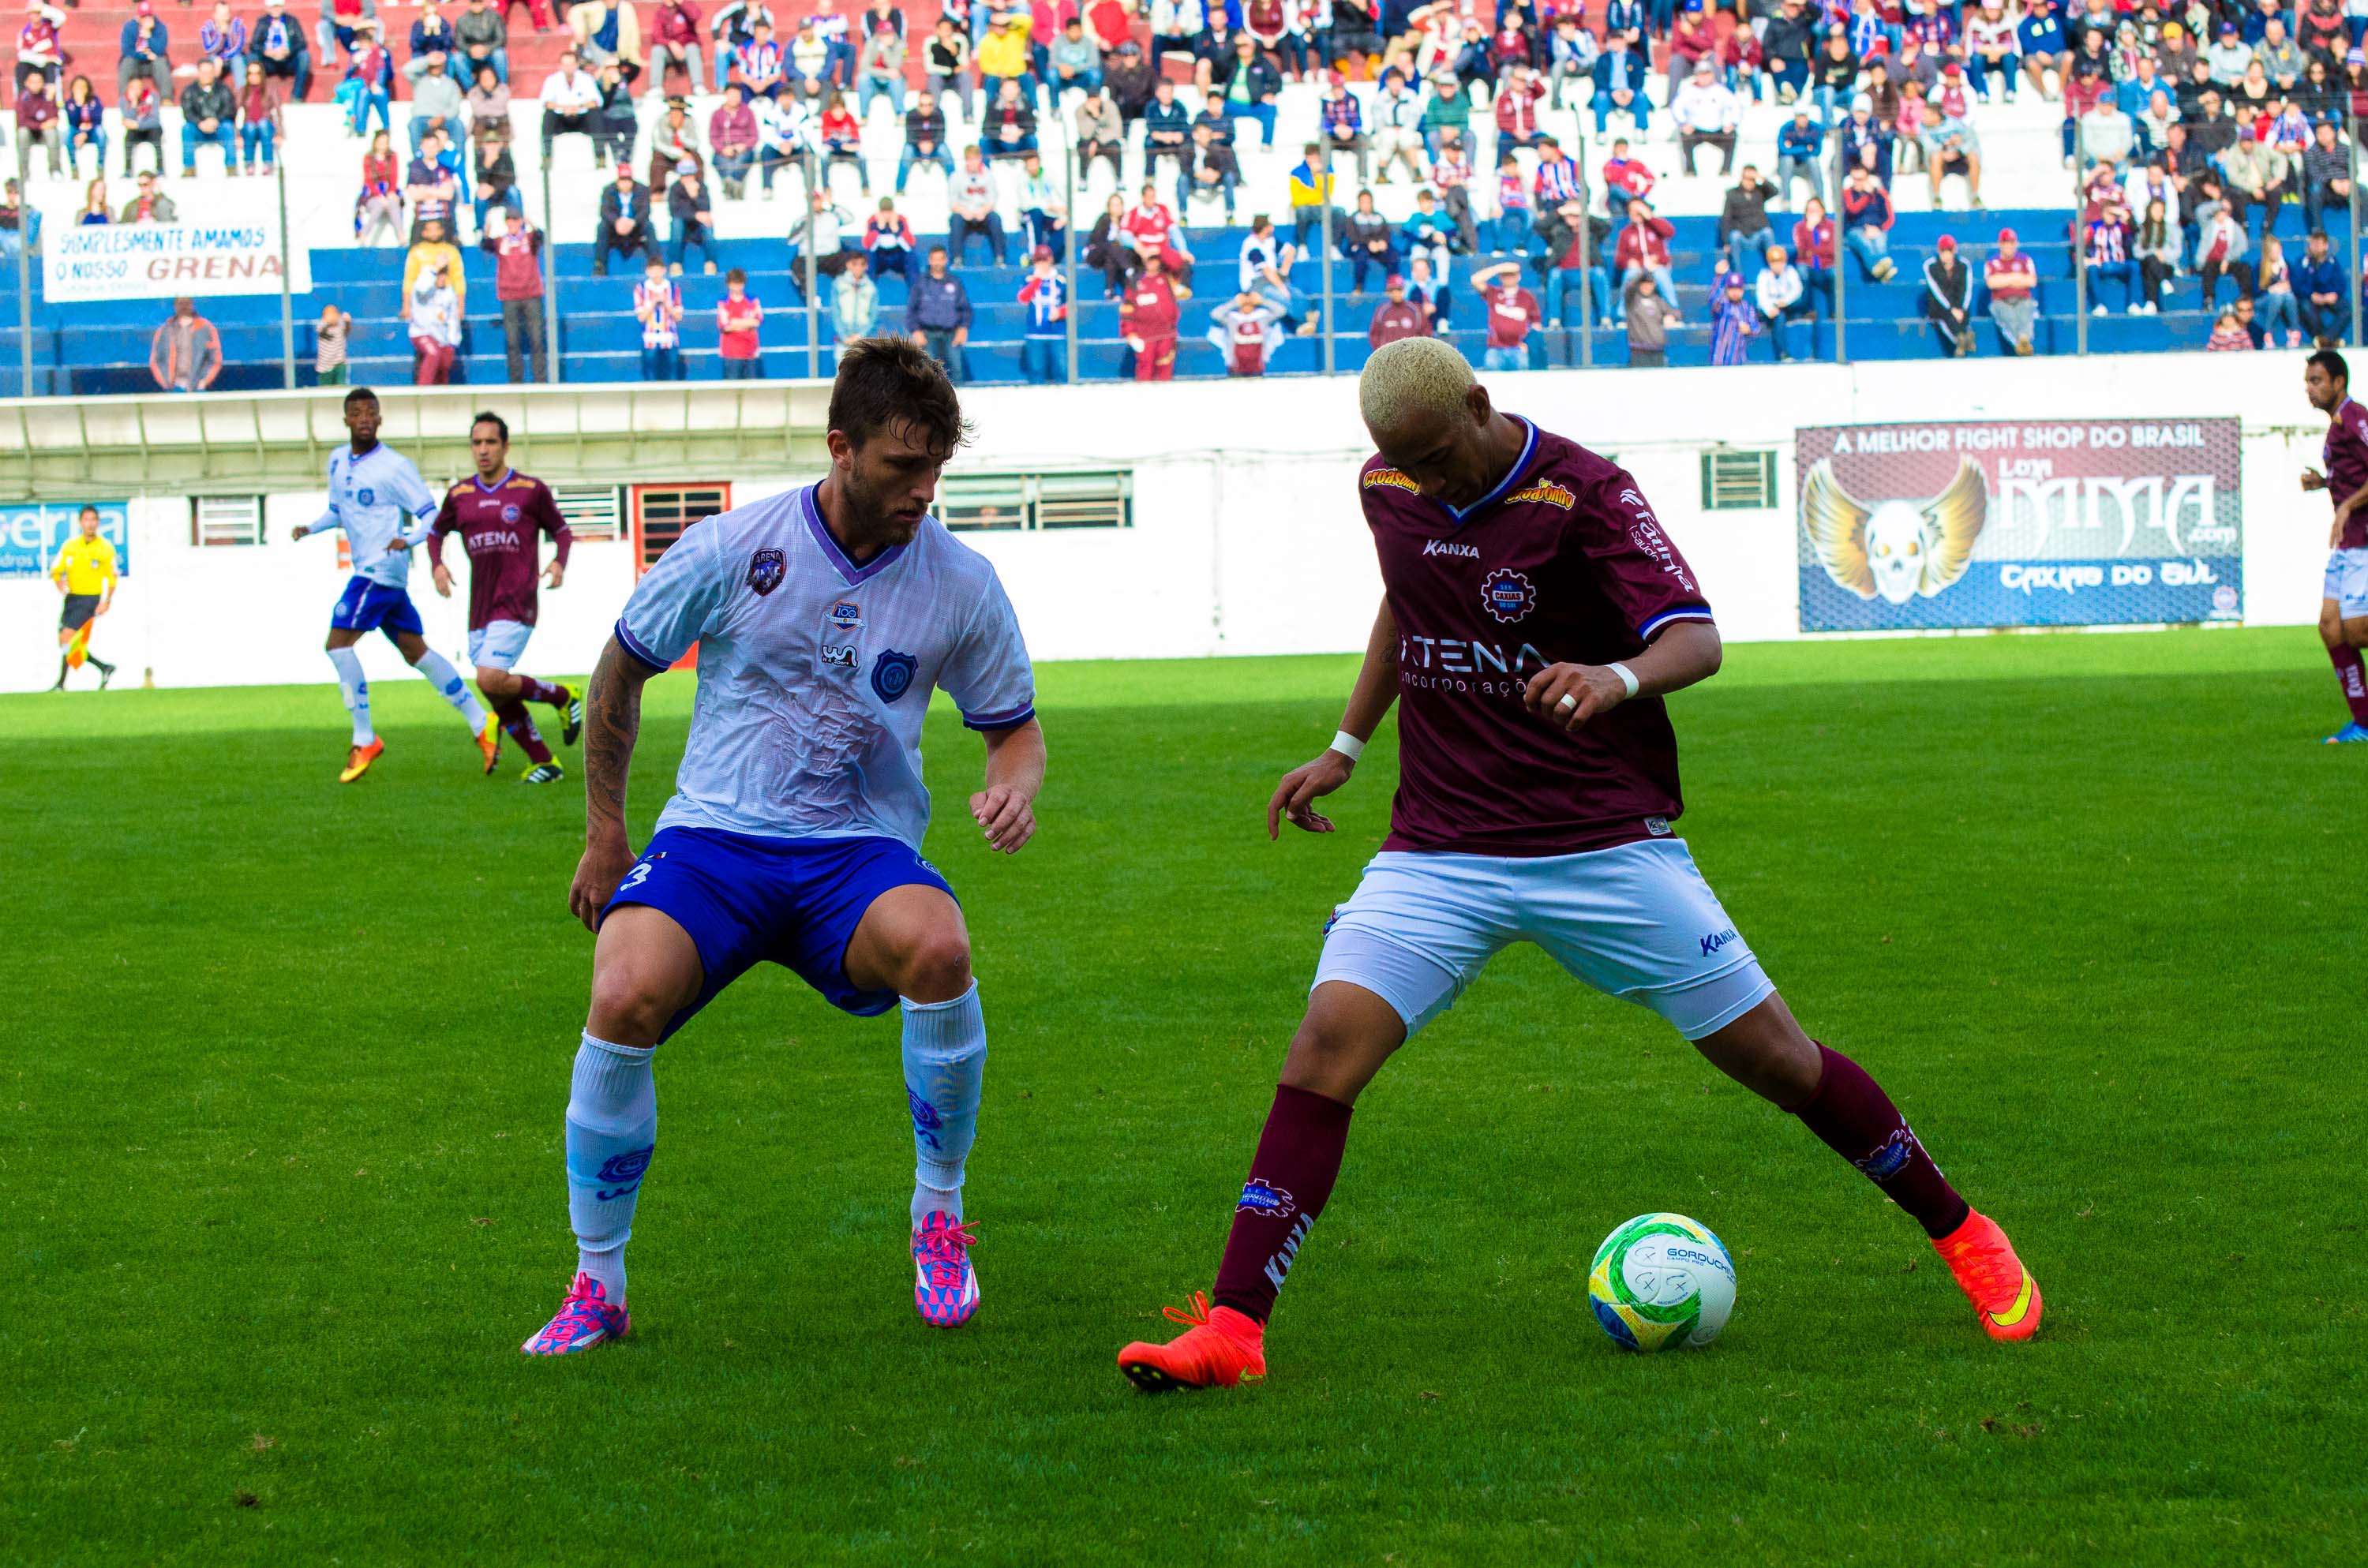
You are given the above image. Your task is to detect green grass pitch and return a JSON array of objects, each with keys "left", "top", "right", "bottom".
[{"left": 5, "top": 627, "right": 2362, "bottom": 1565}]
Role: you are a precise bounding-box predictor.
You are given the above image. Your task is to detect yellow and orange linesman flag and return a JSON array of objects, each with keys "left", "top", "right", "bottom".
[{"left": 65, "top": 621, "right": 92, "bottom": 669}]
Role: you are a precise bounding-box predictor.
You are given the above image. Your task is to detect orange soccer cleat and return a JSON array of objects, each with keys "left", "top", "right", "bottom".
[
  {"left": 1934, "top": 1210, "right": 2043, "bottom": 1342},
  {"left": 1117, "top": 1292, "right": 1268, "bottom": 1392},
  {"left": 339, "top": 738, "right": 385, "bottom": 783},
  {"left": 475, "top": 716, "right": 503, "bottom": 776}
]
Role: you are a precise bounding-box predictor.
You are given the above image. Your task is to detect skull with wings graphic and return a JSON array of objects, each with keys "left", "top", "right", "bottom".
[{"left": 1800, "top": 457, "right": 1990, "bottom": 605}]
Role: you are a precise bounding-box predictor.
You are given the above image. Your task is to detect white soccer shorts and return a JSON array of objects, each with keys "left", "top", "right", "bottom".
[
  {"left": 2324, "top": 548, "right": 2368, "bottom": 620},
  {"left": 466, "top": 619, "right": 534, "bottom": 670},
  {"left": 1312, "top": 838, "right": 1777, "bottom": 1042}
]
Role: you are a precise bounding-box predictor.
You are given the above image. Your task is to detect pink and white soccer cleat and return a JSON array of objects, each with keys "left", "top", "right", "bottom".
[
  {"left": 520, "top": 1272, "right": 631, "bottom": 1356},
  {"left": 912, "top": 1212, "right": 980, "bottom": 1327}
]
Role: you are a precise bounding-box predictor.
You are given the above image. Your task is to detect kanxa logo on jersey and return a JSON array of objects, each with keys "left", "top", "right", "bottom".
[
  {"left": 747, "top": 547, "right": 786, "bottom": 597},
  {"left": 1422, "top": 539, "right": 1480, "bottom": 559},
  {"left": 872, "top": 649, "right": 919, "bottom": 703}
]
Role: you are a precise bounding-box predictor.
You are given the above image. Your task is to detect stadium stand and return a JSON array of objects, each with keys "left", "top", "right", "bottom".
[{"left": 2, "top": 0, "right": 2359, "bottom": 392}]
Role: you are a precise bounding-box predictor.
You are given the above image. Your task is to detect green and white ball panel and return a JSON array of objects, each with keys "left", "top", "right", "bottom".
[{"left": 1587, "top": 1212, "right": 1737, "bottom": 1353}]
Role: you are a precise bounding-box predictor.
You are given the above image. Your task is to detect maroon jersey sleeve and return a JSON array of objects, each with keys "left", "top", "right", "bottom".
[
  {"left": 529, "top": 479, "right": 573, "bottom": 567},
  {"left": 1566, "top": 470, "right": 1716, "bottom": 642},
  {"left": 425, "top": 485, "right": 463, "bottom": 567}
]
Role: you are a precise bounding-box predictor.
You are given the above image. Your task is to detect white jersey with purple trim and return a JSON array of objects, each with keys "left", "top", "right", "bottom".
[
  {"left": 308, "top": 442, "right": 441, "bottom": 588},
  {"left": 614, "top": 482, "right": 1037, "bottom": 849}
]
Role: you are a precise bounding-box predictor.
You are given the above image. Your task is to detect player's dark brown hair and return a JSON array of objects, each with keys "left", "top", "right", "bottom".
[
  {"left": 472, "top": 410, "right": 509, "bottom": 443},
  {"left": 827, "top": 337, "right": 971, "bottom": 463},
  {"left": 2310, "top": 349, "right": 2350, "bottom": 388}
]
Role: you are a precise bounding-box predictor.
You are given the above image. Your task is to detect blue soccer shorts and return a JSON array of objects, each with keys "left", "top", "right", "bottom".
[
  {"left": 1312, "top": 838, "right": 1776, "bottom": 1042},
  {"left": 601, "top": 826, "right": 956, "bottom": 1042},
  {"left": 329, "top": 576, "right": 425, "bottom": 640}
]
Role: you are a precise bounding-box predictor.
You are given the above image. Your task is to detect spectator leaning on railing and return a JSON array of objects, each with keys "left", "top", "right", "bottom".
[
  {"left": 483, "top": 208, "right": 547, "bottom": 381},
  {"left": 152, "top": 298, "right": 224, "bottom": 392},
  {"left": 906, "top": 245, "right": 972, "bottom": 384},
  {"left": 1984, "top": 227, "right": 2039, "bottom": 355}
]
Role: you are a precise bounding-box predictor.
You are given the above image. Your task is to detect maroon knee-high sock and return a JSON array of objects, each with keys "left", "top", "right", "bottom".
[
  {"left": 1211, "top": 1084, "right": 1354, "bottom": 1323},
  {"left": 1788, "top": 1045, "right": 1970, "bottom": 1240},
  {"left": 513, "top": 673, "right": 569, "bottom": 707},
  {"left": 2329, "top": 643, "right": 2368, "bottom": 724},
  {"left": 496, "top": 698, "right": 554, "bottom": 764}
]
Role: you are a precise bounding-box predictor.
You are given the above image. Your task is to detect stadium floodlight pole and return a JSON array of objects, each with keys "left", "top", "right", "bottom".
[
  {"left": 1320, "top": 147, "right": 1336, "bottom": 376},
  {"left": 1064, "top": 140, "right": 1079, "bottom": 384},
  {"left": 804, "top": 148, "right": 820, "bottom": 381},
  {"left": 1834, "top": 212, "right": 1848, "bottom": 364},
  {"left": 541, "top": 156, "right": 560, "bottom": 384},
  {"left": 275, "top": 156, "right": 295, "bottom": 389},
  {"left": 13, "top": 139, "right": 31, "bottom": 396},
  {"left": 2074, "top": 121, "right": 2089, "bottom": 357},
  {"left": 1572, "top": 118, "right": 1591, "bottom": 369},
  {"left": 2351, "top": 107, "right": 2362, "bottom": 352}
]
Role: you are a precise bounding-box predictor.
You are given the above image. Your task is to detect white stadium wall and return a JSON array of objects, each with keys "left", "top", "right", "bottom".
[{"left": 0, "top": 352, "right": 2335, "bottom": 694}]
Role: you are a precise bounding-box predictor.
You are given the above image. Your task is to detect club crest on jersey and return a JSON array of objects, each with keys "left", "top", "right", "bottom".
[
  {"left": 1422, "top": 539, "right": 1480, "bottom": 559},
  {"left": 500, "top": 503, "right": 521, "bottom": 524},
  {"left": 747, "top": 547, "right": 786, "bottom": 597},
  {"left": 1481, "top": 567, "right": 1536, "bottom": 624},
  {"left": 357, "top": 487, "right": 376, "bottom": 507},
  {"left": 1508, "top": 479, "right": 1576, "bottom": 510},
  {"left": 828, "top": 600, "right": 863, "bottom": 631},
  {"left": 1238, "top": 1178, "right": 1296, "bottom": 1219},
  {"left": 1363, "top": 466, "right": 1419, "bottom": 494},
  {"left": 871, "top": 649, "right": 918, "bottom": 703}
]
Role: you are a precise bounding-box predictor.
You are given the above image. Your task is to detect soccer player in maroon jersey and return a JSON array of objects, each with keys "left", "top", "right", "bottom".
[
  {"left": 2301, "top": 351, "right": 2368, "bottom": 743},
  {"left": 426, "top": 412, "right": 585, "bottom": 783},
  {"left": 1118, "top": 340, "right": 2040, "bottom": 1390}
]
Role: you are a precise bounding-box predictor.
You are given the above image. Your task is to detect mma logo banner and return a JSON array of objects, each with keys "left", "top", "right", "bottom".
[{"left": 1796, "top": 417, "right": 2242, "bottom": 631}]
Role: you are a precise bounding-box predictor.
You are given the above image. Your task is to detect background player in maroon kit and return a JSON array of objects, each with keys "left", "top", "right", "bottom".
[
  {"left": 1118, "top": 339, "right": 2041, "bottom": 1391},
  {"left": 427, "top": 412, "right": 585, "bottom": 784},
  {"left": 2299, "top": 350, "right": 2368, "bottom": 744}
]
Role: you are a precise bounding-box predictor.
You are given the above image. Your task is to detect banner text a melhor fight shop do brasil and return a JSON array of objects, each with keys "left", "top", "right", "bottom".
[{"left": 1794, "top": 417, "right": 2242, "bottom": 632}]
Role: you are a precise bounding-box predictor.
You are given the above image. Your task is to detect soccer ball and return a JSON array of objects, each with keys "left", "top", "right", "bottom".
[{"left": 1587, "top": 1212, "right": 1737, "bottom": 1353}]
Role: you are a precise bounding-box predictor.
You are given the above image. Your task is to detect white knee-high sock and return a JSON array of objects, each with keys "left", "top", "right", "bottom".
[
  {"left": 903, "top": 982, "right": 985, "bottom": 1227},
  {"left": 410, "top": 647, "right": 489, "bottom": 731},
  {"left": 327, "top": 646, "right": 373, "bottom": 745},
  {"left": 565, "top": 1033, "right": 657, "bottom": 1301}
]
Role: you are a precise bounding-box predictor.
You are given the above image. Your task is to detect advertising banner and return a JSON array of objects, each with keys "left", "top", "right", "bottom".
[
  {"left": 1796, "top": 417, "right": 2242, "bottom": 631},
  {"left": 39, "top": 186, "right": 310, "bottom": 303},
  {"left": 0, "top": 503, "right": 132, "bottom": 579}
]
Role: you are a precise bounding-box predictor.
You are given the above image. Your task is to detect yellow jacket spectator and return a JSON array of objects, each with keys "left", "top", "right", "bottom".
[
  {"left": 403, "top": 223, "right": 468, "bottom": 312},
  {"left": 976, "top": 12, "right": 1032, "bottom": 80}
]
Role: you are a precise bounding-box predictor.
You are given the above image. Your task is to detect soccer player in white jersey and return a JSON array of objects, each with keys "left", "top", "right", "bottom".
[
  {"left": 290, "top": 386, "right": 503, "bottom": 784},
  {"left": 521, "top": 339, "right": 1044, "bottom": 1357}
]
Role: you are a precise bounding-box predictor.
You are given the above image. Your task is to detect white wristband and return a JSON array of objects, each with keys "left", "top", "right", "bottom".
[
  {"left": 1329, "top": 730, "right": 1366, "bottom": 762},
  {"left": 1608, "top": 661, "right": 1640, "bottom": 699}
]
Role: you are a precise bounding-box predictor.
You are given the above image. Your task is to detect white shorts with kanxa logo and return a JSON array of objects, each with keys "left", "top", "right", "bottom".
[{"left": 1312, "top": 838, "right": 1776, "bottom": 1042}]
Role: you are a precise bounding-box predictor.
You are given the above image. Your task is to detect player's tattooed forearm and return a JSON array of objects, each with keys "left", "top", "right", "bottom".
[{"left": 583, "top": 640, "right": 642, "bottom": 832}]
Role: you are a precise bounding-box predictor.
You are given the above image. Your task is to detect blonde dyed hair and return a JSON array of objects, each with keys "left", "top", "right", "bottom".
[{"left": 1359, "top": 337, "right": 1474, "bottom": 434}]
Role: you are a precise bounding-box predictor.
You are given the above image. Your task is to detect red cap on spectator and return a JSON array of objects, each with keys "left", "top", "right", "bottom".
[
  {"left": 1937, "top": 235, "right": 1956, "bottom": 250},
  {"left": 1996, "top": 227, "right": 2018, "bottom": 244},
  {"left": 1032, "top": 245, "right": 1054, "bottom": 261},
  {"left": 1386, "top": 273, "right": 1406, "bottom": 287}
]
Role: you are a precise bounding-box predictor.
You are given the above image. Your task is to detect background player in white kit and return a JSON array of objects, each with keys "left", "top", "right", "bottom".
[
  {"left": 522, "top": 340, "right": 1045, "bottom": 1357},
  {"left": 290, "top": 387, "right": 503, "bottom": 783}
]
